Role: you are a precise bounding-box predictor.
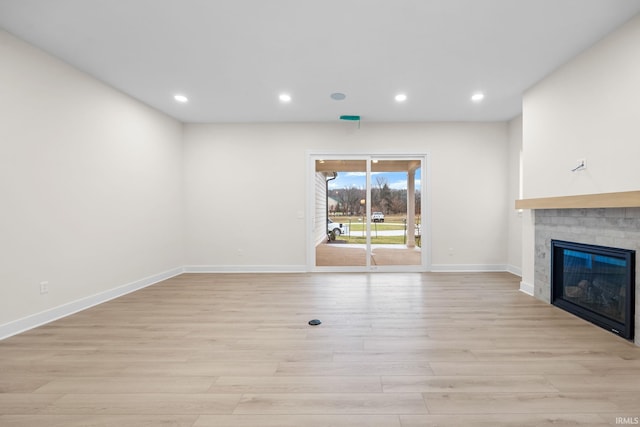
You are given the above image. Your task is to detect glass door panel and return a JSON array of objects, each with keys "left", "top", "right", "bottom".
[
  {"left": 315, "top": 159, "right": 368, "bottom": 267},
  {"left": 369, "top": 159, "right": 422, "bottom": 267}
]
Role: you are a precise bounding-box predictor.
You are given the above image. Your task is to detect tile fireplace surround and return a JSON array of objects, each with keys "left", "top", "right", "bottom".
[{"left": 533, "top": 207, "right": 640, "bottom": 346}]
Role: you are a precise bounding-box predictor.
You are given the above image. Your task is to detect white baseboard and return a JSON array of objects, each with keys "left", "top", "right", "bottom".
[
  {"left": 183, "top": 265, "right": 307, "bottom": 273},
  {"left": 430, "top": 264, "right": 508, "bottom": 272},
  {"left": 0, "top": 267, "right": 184, "bottom": 340},
  {"left": 186, "top": 264, "right": 516, "bottom": 274},
  {"left": 520, "top": 280, "right": 535, "bottom": 296}
]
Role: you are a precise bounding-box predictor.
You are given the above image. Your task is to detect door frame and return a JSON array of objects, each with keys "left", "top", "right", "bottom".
[{"left": 307, "top": 150, "right": 432, "bottom": 272}]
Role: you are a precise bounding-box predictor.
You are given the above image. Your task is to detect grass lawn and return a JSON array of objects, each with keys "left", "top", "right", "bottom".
[
  {"left": 331, "top": 215, "right": 421, "bottom": 232},
  {"left": 348, "top": 223, "right": 403, "bottom": 232},
  {"left": 330, "top": 214, "right": 421, "bottom": 246}
]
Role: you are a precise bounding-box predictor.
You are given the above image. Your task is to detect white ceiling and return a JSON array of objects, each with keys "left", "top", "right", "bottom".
[{"left": 1, "top": 0, "right": 640, "bottom": 123}]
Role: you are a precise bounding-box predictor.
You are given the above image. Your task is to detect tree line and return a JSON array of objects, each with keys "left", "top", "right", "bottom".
[{"left": 330, "top": 177, "right": 421, "bottom": 216}]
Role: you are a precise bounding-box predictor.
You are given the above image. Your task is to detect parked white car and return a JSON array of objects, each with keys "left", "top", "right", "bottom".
[
  {"left": 327, "top": 219, "right": 348, "bottom": 237},
  {"left": 371, "top": 212, "right": 385, "bottom": 222}
]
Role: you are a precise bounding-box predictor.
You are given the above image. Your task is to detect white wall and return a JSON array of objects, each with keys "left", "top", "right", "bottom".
[
  {"left": 183, "top": 122, "right": 509, "bottom": 271},
  {"left": 0, "top": 30, "right": 184, "bottom": 334},
  {"left": 523, "top": 14, "right": 640, "bottom": 199},
  {"left": 507, "top": 115, "right": 523, "bottom": 275},
  {"left": 521, "top": 14, "right": 640, "bottom": 291}
]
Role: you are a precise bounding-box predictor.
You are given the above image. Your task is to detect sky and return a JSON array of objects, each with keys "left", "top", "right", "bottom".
[{"left": 327, "top": 169, "right": 421, "bottom": 191}]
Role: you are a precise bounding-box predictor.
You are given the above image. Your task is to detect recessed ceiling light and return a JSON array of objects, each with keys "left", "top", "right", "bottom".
[
  {"left": 279, "top": 93, "right": 292, "bottom": 102},
  {"left": 174, "top": 94, "right": 188, "bottom": 103},
  {"left": 471, "top": 92, "right": 485, "bottom": 102},
  {"left": 330, "top": 92, "right": 346, "bottom": 101},
  {"left": 395, "top": 93, "right": 407, "bottom": 102}
]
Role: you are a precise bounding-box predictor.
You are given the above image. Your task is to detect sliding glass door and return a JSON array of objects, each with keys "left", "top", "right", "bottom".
[{"left": 312, "top": 155, "right": 427, "bottom": 271}]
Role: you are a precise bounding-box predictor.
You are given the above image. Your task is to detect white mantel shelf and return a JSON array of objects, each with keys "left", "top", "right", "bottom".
[{"left": 515, "top": 190, "right": 640, "bottom": 210}]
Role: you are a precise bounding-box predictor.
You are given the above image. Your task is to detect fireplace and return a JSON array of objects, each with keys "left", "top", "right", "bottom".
[{"left": 551, "top": 239, "right": 635, "bottom": 340}]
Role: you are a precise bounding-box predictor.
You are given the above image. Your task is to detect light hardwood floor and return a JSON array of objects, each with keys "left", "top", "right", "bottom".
[{"left": 1, "top": 272, "right": 639, "bottom": 426}]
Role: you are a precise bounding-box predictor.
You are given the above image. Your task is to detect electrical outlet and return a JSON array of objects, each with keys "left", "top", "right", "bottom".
[{"left": 39, "top": 281, "right": 49, "bottom": 294}]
